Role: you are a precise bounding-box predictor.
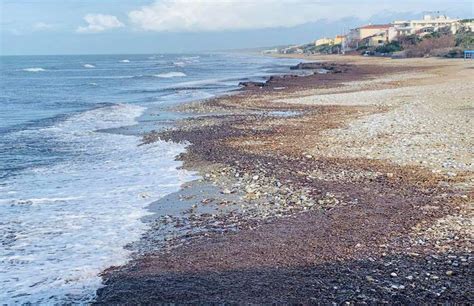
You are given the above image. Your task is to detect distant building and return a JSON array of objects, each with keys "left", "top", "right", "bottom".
[
  {"left": 261, "top": 48, "right": 279, "bottom": 54},
  {"left": 315, "top": 37, "right": 334, "bottom": 46},
  {"left": 393, "top": 13, "right": 461, "bottom": 36},
  {"left": 361, "top": 33, "right": 388, "bottom": 47},
  {"left": 349, "top": 24, "right": 392, "bottom": 41},
  {"left": 333, "top": 35, "right": 346, "bottom": 45},
  {"left": 279, "top": 45, "right": 305, "bottom": 54},
  {"left": 346, "top": 24, "right": 392, "bottom": 49},
  {"left": 461, "top": 20, "right": 474, "bottom": 32}
]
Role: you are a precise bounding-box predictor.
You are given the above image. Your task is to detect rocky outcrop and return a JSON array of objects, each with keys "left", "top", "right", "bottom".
[
  {"left": 238, "top": 81, "right": 267, "bottom": 88},
  {"left": 290, "top": 62, "right": 349, "bottom": 73}
]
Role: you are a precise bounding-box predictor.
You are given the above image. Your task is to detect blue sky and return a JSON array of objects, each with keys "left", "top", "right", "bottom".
[{"left": 1, "top": 0, "right": 473, "bottom": 55}]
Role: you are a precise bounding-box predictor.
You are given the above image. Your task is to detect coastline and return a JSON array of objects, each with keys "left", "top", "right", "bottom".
[{"left": 95, "top": 55, "right": 473, "bottom": 303}]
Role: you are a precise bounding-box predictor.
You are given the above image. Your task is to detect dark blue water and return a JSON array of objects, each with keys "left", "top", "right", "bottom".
[
  {"left": 0, "top": 54, "right": 298, "bottom": 179},
  {"left": 0, "top": 53, "right": 300, "bottom": 303}
]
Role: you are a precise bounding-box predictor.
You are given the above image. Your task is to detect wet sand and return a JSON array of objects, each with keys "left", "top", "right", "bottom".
[{"left": 95, "top": 56, "right": 473, "bottom": 303}]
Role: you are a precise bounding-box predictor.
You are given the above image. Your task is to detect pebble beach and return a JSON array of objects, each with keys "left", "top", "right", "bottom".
[{"left": 95, "top": 55, "right": 473, "bottom": 304}]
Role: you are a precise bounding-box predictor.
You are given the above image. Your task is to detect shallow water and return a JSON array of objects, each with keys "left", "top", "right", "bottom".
[{"left": 0, "top": 53, "right": 301, "bottom": 303}]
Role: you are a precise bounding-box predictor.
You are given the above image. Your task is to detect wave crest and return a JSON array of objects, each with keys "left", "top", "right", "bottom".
[
  {"left": 154, "top": 72, "right": 187, "bottom": 78},
  {"left": 23, "top": 68, "right": 46, "bottom": 72}
]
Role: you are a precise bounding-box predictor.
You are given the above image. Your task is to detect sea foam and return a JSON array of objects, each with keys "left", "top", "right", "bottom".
[
  {"left": 0, "top": 104, "right": 197, "bottom": 304},
  {"left": 154, "top": 71, "right": 187, "bottom": 78},
  {"left": 173, "top": 61, "right": 186, "bottom": 67},
  {"left": 22, "top": 67, "right": 46, "bottom": 72},
  {"left": 83, "top": 64, "right": 95, "bottom": 68}
]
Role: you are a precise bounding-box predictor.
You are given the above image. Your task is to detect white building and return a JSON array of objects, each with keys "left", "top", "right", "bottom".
[{"left": 393, "top": 13, "right": 461, "bottom": 36}]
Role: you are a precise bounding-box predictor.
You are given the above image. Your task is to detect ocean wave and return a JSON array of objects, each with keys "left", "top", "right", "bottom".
[
  {"left": 173, "top": 61, "right": 186, "bottom": 67},
  {"left": 180, "top": 56, "right": 200, "bottom": 61},
  {"left": 173, "top": 56, "right": 200, "bottom": 67},
  {"left": 0, "top": 103, "right": 198, "bottom": 303},
  {"left": 83, "top": 64, "right": 95, "bottom": 68},
  {"left": 119, "top": 59, "right": 130, "bottom": 63},
  {"left": 154, "top": 72, "right": 187, "bottom": 78},
  {"left": 7, "top": 196, "right": 83, "bottom": 206},
  {"left": 22, "top": 68, "right": 46, "bottom": 72}
]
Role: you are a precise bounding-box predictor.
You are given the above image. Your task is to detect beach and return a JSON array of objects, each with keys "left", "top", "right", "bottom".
[
  {"left": 0, "top": 54, "right": 304, "bottom": 303},
  {"left": 95, "top": 55, "right": 473, "bottom": 303}
]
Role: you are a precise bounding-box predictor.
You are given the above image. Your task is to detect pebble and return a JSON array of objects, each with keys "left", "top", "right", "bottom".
[
  {"left": 390, "top": 272, "right": 398, "bottom": 277},
  {"left": 390, "top": 284, "right": 405, "bottom": 290}
]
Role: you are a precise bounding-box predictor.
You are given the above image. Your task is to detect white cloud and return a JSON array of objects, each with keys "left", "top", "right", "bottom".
[
  {"left": 77, "top": 14, "right": 124, "bottom": 33},
  {"left": 128, "top": 0, "right": 437, "bottom": 32},
  {"left": 33, "top": 22, "right": 55, "bottom": 31}
]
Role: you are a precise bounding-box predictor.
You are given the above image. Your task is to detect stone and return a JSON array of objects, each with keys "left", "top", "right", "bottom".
[
  {"left": 390, "top": 272, "right": 398, "bottom": 277},
  {"left": 222, "top": 188, "right": 232, "bottom": 194}
]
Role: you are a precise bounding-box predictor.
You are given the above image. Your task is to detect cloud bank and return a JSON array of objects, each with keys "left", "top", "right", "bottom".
[
  {"left": 128, "top": 0, "right": 444, "bottom": 32},
  {"left": 77, "top": 14, "right": 124, "bottom": 33}
]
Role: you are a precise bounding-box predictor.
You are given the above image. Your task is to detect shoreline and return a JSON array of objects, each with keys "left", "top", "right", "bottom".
[{"left": 95, "top": 56, "right": 473, "bottom": 303}]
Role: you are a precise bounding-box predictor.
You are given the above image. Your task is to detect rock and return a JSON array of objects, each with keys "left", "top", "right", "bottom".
[
  {"left": 289, "top": 62, "right": 348, "bottom": 73},
  {"left": 366, "top": 275, "right": 375, "bottom": 282},
  {"left": 390, "top": 284, "right": 404, "bottom": 290},
  {"left": 446, "top": 270, "right": 454, "bottom": 276},
  {"left": 252, "top": 175, "right": 260, "bottom": 181},
  {"left": 222, "top": 188, "right": 232, "bottom": 194},
  {"left": 238, "top": 81, "right": 267, "bottom": 88},
  {"left": 245, "top": 192, "right": 258, "bottom": 200},
  {"left": 390, "top": 272, "right": 398, "bottom": 277}
]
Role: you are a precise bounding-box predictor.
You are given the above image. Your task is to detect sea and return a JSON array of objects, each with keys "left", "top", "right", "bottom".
[{"left": 0, "top": 53, "right": 301, "bottom": 303}]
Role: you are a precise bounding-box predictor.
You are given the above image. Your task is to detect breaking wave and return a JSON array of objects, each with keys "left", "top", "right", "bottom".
[
  {"left": 154, "top": 71, "right": 187, "bottom": 78},
  {"left": 22, "top": 68, "right": 46, "bottom": 72}
]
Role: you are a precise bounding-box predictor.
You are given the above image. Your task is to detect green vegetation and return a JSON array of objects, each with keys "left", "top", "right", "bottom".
[
  {"left": 398, "top": 34, "right": 421, "bottom": 46},
  {"left": 455, "top": 31, "right": 474, "bottom": 49},
  {"left": 356, "top": 45, "right": 369, "bottom": 51},
  {"left": 375, "top": 42, "right": 402, "bottom": 53},
  {"left": 283, "top": 25, "right": 472, "bottom": 57}
]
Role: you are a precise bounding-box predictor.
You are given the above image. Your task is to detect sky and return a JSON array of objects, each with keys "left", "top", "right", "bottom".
[{"left": 1, "top": 0, "right": 473, "bottom": 55}]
